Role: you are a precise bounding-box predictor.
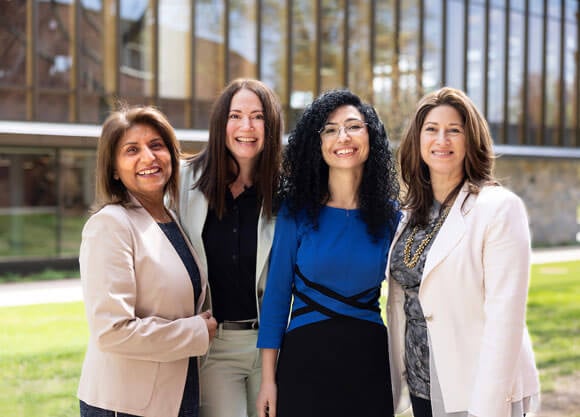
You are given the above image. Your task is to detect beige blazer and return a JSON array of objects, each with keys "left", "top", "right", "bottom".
[
  {"left": 386, "top": 183, "right": 540, "bottom": 417},
  {"left": 77, "top": 196, "right": 209, "bottom": 417},
  {"left": 178, "top": 160, "right": 275, "bottom": 322}
]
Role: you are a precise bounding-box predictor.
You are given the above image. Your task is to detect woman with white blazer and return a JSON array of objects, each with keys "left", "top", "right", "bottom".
[
  {"left": 179, "top": 79, "right": 283, "bottom": 417},
  {"left": 78, "top": 105, "right": 217, "bottom": 417},
  {"left": 386, "top": 87, "right": 540, "bottom": 417}
]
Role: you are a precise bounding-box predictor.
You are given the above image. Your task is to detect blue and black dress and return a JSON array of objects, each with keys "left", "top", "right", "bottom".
[{"left": 257, "top": 203, "right": 396, "bottom": 417}]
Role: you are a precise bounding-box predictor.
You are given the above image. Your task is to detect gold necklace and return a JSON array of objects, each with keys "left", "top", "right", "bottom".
[{"left": 403, "top": 206, "right": 450, "bottom": 269}]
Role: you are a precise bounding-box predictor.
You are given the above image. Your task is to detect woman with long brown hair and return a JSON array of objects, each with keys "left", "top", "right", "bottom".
[{"left": 179, "top": 78, "right": 283, "bottom": 417}]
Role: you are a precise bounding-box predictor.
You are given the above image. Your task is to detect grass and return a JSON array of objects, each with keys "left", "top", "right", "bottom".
[
  {"left": 527, "top": 261, "right": 580, "bottom": 391},
  {"left": 0, "top": 302, "right": 87, "bottom": 417},
  {"left": 0, "top": 261, "right": 578, "bottom": 416}
]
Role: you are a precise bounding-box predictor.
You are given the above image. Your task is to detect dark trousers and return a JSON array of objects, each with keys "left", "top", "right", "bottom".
[{"left": 410, "top": 394, "right": 433, "bottom": 417}]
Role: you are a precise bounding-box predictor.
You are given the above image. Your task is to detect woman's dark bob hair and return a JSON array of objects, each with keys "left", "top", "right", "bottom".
[{"left": 279, "top": 89, "right": 399, "bottom": 239}]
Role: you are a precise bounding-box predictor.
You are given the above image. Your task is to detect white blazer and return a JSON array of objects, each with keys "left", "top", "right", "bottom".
[
  {"left": 386, "top": 183, "right": 540, "bottom": 417},
  {"left": 78, "top": 196, "right": 209, "bottom": 417},
  {"left": 178, "top": 160, "right": 275, "bottom": 321}
]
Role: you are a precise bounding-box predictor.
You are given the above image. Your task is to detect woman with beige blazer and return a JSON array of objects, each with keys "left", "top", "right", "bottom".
[
  {"left": 178, "top": 79, "right": 283, "bottom": 417},
  {"left": 386, "top": 87, "right": 540, "bottom": 417},
  {"left": 78, "top": 105, "right": 217, "bottom": 417}
]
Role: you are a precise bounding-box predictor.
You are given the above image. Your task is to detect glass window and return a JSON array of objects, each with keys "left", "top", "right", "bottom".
[
  {"left": 374, "top": 0, "right": 396, "bottom": 131},
  {"left": 79, "top": 0, "right": 108, "bottom": 123},
  {"left": 507, "top": 0, "right": 525, "bottom": 144},
  {"left": 229, "top": 0, "right": 257, "bottom": 80},
  {"left": 320, "top": 0, "right": 345, "bottom": 93},
  {"left": 467, "top": 2, "right": 485, "bottom": 109},
  {"left": 37, "top": 0, "right": 73, "bottom": 90},
  {"left": 564, "top": 0, "right": 578, "bottom": 146},
  {"left": 0, "top": 148, "right": 94, "bottom": 260},
  {"left": 446, "top": 0, "right": 465, "bottom": 89},
  {"left": 399, "top": 0, "right": 419, "bottom": 97},
  {"left": 545, "top": 0, "right": 562, "bottom": 146},
  {"left": 119, "top": 0, "right": 154, "bottom": 100},
  {"left": 289, "top": 0, "right": 316, "bottom": 127},
  {"left": 0, "top": 0, "right": 26, "bottom": 90},
  {"left": 526, "top": 0, "right": 544, "bottom": 146},
  {"left": 195, "top": 0, "right": 225, "bottom": 128},
  {"left": 261, "top": 0, "right": 288, "bottom": 117},
  {"left": 348, "top": 1, "right": 372, "bottom": 101},
  {"left": 488, "top": 0, "right": 506, "bottom": 143},
  {"left": 423, "top": 0, "right": 443, "bottom": 92},
  {"left": 159, "top": 0, "right": 191, "bottom": 100}
]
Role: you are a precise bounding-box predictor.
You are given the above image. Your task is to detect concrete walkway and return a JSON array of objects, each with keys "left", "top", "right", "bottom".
[{"left": 0, "top": 247, "right": 578, "bottom": 308}]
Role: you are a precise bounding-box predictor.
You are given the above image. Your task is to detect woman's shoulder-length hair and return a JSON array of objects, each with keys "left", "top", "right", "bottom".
[
  {"left": 398, "top": 86, "right": 498, "bottom": 225},
  {"left": 92, "top": 104, "right": 181, "bottom": 214},
  {"left": 186, "top": 78, "right": 283, "bottom": 220}
]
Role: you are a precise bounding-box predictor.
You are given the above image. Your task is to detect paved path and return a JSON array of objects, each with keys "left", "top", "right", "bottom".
[{"left": 0, "top": 247, "right": 578, "bottom": 308}]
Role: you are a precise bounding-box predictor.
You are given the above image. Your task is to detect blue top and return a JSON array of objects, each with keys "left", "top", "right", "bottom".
[{"left": 257, "top": 204, "right": 397, "bottom": 349}]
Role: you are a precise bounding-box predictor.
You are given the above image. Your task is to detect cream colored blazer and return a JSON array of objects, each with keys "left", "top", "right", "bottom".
[
  {"left": 178, "top": 160, "right": 275, "bottom": 322},
  {"left": 77, "top": 196, "right": 209, "bottom": 417},
  {"left": 386, "top": 183, "right": 540, "bottom": 417}
]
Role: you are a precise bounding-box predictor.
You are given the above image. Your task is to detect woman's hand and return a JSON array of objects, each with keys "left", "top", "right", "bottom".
[
  {"left": 257, "top": 348, "right": 279, "bottom": 417},
  {"left": 256, "top": 380, "right": 277, "bottom": 417},
  {"left": 200, "top": 310, "right": 217, "bottom": 342}
]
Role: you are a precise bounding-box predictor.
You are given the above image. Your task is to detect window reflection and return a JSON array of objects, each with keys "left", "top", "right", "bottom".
[
  {"left": 119, "top": 0, "right": 153, "bottom": 99},
  {"left": 446, "top": 0, "right": 465, "bottom": 89},
  {"left": 229, "top": 0, "right": 257, "bottom": 80},
  {"left": 467, "top": 2, "right": 484, "bottom": 109},
  {"left": 289, "top": 0, "right": 316, "bottom": 126},
  {"left": 320, "top": 1, "right": 345, "bottom": 92},
  {"left": 348, "top": 2, "right": 372, "bottom": 100},
  {"left": 423, "top": 1, "right": 442, "bottom": 92},
  {"left": 195, "top": 0, "right": 225, "bottom": 128},
  {"left": 488, "top": 1, "right": 506, "bottom": 143},
  {"left": 564, "top": 0, "right": 578, "bottom": 147},
  {"left": 80, "top": 0, "right": 107, "bottom": 123},
  {"left": 261, "top": 0, "right": 288, "bottom": 107}
]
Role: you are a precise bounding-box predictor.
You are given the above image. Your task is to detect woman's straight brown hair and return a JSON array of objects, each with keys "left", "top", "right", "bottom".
[{"left": 398, "top": 87, "right": 498, "bottom": 226}]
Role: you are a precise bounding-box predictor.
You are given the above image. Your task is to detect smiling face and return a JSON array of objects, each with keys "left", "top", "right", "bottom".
[
  {"left": 114, "top": 123, "right": 172, "bottom": 204},
  {"left": 320, "top": 105, "right": 369, "bottom": 174},
  {"left": 420, "top": 104, "right": 466, "bottom": 185},
  {"left": 225, "top": 88, "right": 265, "bottom": 169}
]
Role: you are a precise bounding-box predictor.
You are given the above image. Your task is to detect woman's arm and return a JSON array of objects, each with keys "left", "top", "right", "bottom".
[
  {"left": 257, "top": 348, "right": 278, "bottom": 417},
  {"left": 469, "top": 189, "right": 532, "bottom": 417}
]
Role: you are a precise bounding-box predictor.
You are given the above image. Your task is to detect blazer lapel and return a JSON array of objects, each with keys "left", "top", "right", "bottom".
[
  {"left": 422, "top": 183, "right": 472, "bottom": 282},
  {"left": 183, "top": 186, "right": 209, "bottom": 278},
  {"left": 255, "top": 206, "right": 275, "bottom": 286}
]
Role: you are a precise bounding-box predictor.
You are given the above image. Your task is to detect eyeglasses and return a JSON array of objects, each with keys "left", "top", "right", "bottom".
[{"left": 318, "top": 121, "right": 368, "bottom": 140}]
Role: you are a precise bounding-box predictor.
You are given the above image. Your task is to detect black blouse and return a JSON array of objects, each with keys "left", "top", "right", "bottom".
[{"left": 202, "top": 186, "right": 260, "bottom": 323}]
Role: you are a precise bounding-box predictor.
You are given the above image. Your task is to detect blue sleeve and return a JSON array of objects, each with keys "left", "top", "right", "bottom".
[{"left": 257, "top": 205, "right": 298, "bottom": 349}]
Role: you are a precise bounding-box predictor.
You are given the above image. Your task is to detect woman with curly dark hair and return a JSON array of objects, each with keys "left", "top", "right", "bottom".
[{"left": 256, "top": 89, "right": 399, "bottom": 417}]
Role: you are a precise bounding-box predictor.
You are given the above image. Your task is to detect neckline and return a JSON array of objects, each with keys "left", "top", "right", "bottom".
[{"left": 323, "top": 205, "right": 359, "bottom": 213}]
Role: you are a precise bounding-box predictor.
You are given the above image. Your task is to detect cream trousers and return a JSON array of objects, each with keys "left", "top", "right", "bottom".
[{"left": 199, "top": 327, "right": 261, "bottom": 417}]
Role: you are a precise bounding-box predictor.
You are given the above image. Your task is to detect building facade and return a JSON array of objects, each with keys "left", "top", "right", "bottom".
[{"left": 1, "top": 0, "right": 579, "bottom": 269}]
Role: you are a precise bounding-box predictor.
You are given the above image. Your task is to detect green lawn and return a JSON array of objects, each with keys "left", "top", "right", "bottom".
[
  {"left": 0, "top": 260, "right": 578, "bottom": 416},
  {"left": 527, "top": 261, "right": 580, "bottom": 391},
  {"left": 0, "top": 302, "right": 87, "bottom": 417}
]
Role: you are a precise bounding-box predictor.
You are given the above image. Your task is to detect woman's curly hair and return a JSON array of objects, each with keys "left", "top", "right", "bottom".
[{"left": 279, "top": 89, "right": 399, "bottom": 240}]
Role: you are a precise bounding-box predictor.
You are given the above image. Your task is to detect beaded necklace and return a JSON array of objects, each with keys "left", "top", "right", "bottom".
[{"left": 402, "top": 206, "right": 450, "bottom": 269}]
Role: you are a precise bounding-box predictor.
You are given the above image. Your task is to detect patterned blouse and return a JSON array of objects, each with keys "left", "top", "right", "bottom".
[{"left": 389, "top": 201, "right": 445, "bottom": 400}]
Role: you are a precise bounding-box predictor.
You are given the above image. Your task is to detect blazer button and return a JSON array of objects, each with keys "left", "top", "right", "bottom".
[{"left": 424, "top": 313, "right": 433, "bottom": 321}]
